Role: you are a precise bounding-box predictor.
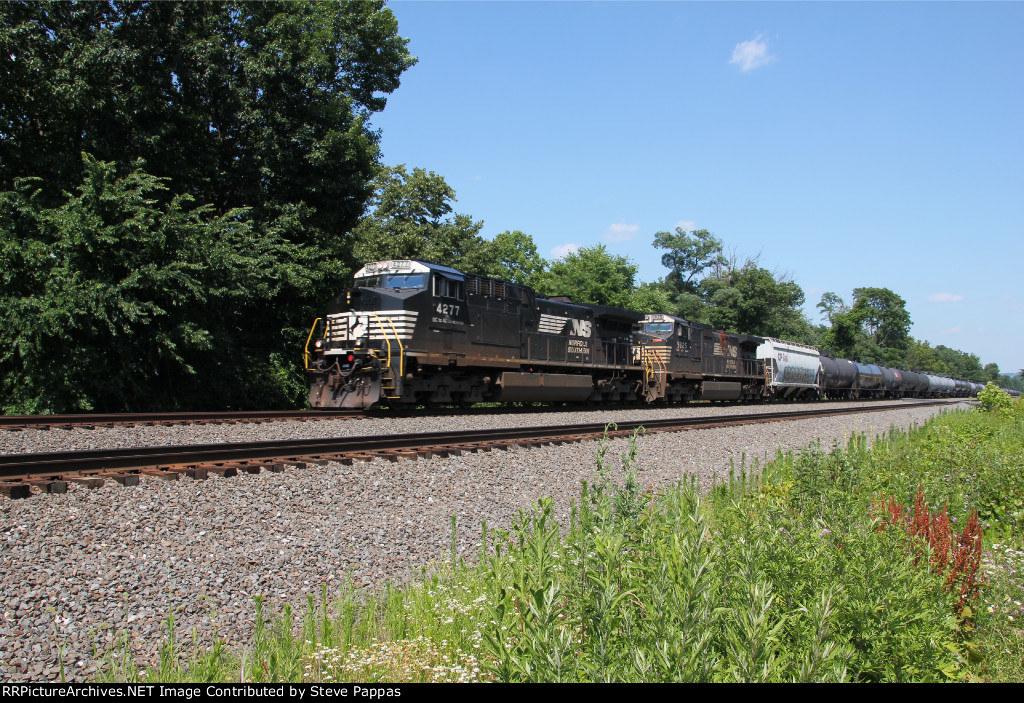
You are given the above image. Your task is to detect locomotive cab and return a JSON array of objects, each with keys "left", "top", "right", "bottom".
[{"left": 307, "top": 260, "right": 456, "bottom": 408}]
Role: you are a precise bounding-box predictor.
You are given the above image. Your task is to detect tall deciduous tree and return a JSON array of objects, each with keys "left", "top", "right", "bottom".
[
  {"left": 1, "top": 157, "right": 310, "bottom": 412},
  {"left": 349, "top": 165, "right": 487, "bottom": 271},
  {"left": 851, "top": 287, "right": 912, "bottom": 353},
  {"left": 816, "top": 292, "right": 849, "bottom": 324},
  {"left": 533, "top": 245, "right": 638, "bottom": 308},
  {"left": 905, "top": 340, "right": 947, "bottom": 374},
  {"left": 481, "top": 230, "right": 546, "bottom": 285},
  {"left": 0, "top": 1, "right": 415, "bottom": 412},
  {"left": 1, "top": 1, "right": 414, "bottom": 236},
  {"left": 819, "top": 287, "right": 912, "bottom": 365},
  {"left": 653, "top": 227, "right": 726, "bottom": 294},
  {"left": 699, "top": 260, "right": 811, "bottom": 341}
]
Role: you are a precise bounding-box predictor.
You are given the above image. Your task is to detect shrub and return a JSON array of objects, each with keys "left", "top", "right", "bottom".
[{"left": 977, "top": 382, "right": 1012, "bottom": 413}]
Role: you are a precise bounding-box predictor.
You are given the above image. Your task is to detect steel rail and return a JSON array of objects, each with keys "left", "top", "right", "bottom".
[
  {"left": 0, "top": 409, "right": 364, "bottom": 430},
  {"left": 0, "top": 400, "right": 959, "bottom": 480}
]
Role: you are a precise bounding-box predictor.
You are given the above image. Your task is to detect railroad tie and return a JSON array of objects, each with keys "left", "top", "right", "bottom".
[
  {"left": 106, "top": 473, "right": 141, "bottom": 487},
  {"left": 290, "top": 456, "right": 331, "bottom": 467},
  {"left": 67, "top": 477, "right": 105, "bottom": 489},
  {"left": 0, "top": 482, "right": 31, "bottom": 499},
  {"left": 23, "top": 479, "right": 68, "bottom": 494},
  {"left": 141, "top": 468, "right": 180, "bottom": 481},
  {"left": 202, "top": 464, "right": 240, "bottom": 478},
  {"left": 167, "top": 467, "right": 209, "bottom": 480}
]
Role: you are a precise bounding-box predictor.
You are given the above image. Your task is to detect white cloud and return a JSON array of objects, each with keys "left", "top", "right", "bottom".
[
  {"left": 730, "top": 34, "right": 775, "bottom": 72},
  {"left": 928, "top": 292, "right": 964, "bottom": 303},
  {"left": 604, "top": 221, "right": 640, "bottom": 242},
  {"left": 551, "top": 243, "right": 580, "bottom": 259},
  {"left": 942, "top": 326, "right": 963, "bottom": 334},
  {"left": 676, "top": 220, "right": 696, "bottom": 232}
]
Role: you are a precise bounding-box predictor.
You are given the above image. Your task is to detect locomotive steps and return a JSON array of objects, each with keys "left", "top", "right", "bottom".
[{"left": 0, "top": 399, "right": 959, "bottom": 498}]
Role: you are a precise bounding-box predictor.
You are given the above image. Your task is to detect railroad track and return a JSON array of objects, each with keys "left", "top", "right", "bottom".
[
  {"left": 0, "top": 400, "right": 961, "bottom": 499},
  {"left": 1, "top": 397, "right": 976, "bottom": 432},
  {"left": 0, "top": 409, "right": 364, "bottom": 431}
]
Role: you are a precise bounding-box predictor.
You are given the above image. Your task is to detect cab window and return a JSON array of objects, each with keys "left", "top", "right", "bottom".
[
  {"left": 355, "top": 274, "right": 426, "bottom": 289},
  {"left": 432, "top": 276, "right": 465, "bottom": 300}
]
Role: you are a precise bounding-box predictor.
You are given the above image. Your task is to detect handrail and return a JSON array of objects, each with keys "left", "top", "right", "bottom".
[
  {"left": 640, "top": 344, "right": 668, "bottom": 399},
  {"left": 368, "top": 313, "right": 392, "bottom": 366},
  {"left": 382, "top": 316, "right": 404, "bottom": 379},
  {"left": 304, "top": 318, "right": 323, "bottom": 371},
  {"left": 369, "top": 313, "right": 404, "bottom": 398}
]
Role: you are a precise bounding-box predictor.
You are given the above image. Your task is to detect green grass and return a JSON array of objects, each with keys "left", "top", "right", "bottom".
[{"left": 93, "top": 399, "right": 1024, "bottom": 683}]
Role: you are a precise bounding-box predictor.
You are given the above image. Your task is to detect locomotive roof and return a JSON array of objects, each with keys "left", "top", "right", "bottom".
[
  {"left": 355, "top": 260, "right": 465, "bottom": 280},
  {"left": 578, "top": 303, "right": 646, "bottom": 322}
]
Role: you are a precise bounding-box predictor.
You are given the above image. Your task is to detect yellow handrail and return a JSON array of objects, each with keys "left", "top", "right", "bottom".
[
  {"left": 368, "top": 313, "right": 392, "bottom": 366},
  {"left": 304, "top": 318, "right": 323, "bottom": 371},
  {"left": 381, "top": 316, "right": 404, "bottom": 379},
  {"left": 369, "top": 313, "right": 405, "bottom": 397}
]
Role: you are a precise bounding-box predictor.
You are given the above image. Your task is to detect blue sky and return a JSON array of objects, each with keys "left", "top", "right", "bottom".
[{"left": 369, "top": 1, "right": 1023, "bottom": 373}]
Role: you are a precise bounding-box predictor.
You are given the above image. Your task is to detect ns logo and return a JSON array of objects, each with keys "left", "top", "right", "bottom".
[{"left": 570, "top": 319, "right": 592, "bottom": 338}]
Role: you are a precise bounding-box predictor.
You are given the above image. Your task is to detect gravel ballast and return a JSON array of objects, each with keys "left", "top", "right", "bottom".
[
  {"left": 0, "top": 399, "right": 945, "bottom": 454},
  {"left": 0, "top": 401, "right": 967, "bottom": 681}
]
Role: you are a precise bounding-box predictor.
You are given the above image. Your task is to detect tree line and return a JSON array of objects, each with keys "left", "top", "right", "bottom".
[
  {"left": 1, "top": 2, "right": 1017, "bottom": 414},
  {"left": 327, "top": 166, "right": 1024, "bottom": 392},
  {"left": 1, "top": 1, "right": 414, "bottom": 412}
]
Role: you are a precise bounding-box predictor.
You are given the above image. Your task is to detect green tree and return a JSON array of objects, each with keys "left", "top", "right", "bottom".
[
  {"left": 700, "top": 261, "right": 811, "bottom": 341},
  {"left": 905, "top": 340, "right": 947, "bottom": 374},
  {"left": 652, "top": 227, "right": 726, "bottom": 294},
  {"left": 820, "top": 287, "right": 912, "bottom": 365},
  {"left": 0, "top": 1, "right": 415, "bottom": 411},
  {"left": 349, "top": 165, "right": 487, "bottom": 271},
  {"left": 933, "top": 345, "right": 986, "bottom": 382},
  {"left": 820, "top": 309, "right": 866, "bottom": 359},
  {"left": 627, "top": 281, "right": 675, "bottom": 314},
  {"left": 645, "top": 229, "right": 815, "bottom": 336},
  {"left": 816, "top": 292, "right": 849, "bottom": 324},
  {"left": 850, "top": 287, "right": 912, "bottom": 358},
  {"left": 480, "top": 230, "right": 546, "bottom": 285},
  {"left": 1, "top": 1, "right": 414, "bottom": 237},
  {"left": 533, "top": 245, "right": 638, "bottom": 308},
  {"left": 0, "top": 157, "right": 310, "bottom": 413}
]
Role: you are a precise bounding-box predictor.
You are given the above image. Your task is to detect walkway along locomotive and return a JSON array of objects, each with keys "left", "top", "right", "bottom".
[{"left": 304, "top": 260, "right": 984, "bottom": 409}]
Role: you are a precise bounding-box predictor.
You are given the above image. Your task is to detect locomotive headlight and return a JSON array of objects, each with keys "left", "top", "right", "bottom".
[{"left": 314, "top": 339, "right": 324, "bottom": 349}]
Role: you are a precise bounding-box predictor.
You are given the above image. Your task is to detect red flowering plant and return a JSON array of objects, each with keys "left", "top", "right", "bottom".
[{"left": 872, "top": 485, "right": 984, "bottom": 619}]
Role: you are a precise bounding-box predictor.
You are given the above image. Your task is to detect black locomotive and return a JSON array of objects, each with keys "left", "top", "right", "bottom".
[{"left": 305, "top": 260, "right": 984, "bottom": 409}]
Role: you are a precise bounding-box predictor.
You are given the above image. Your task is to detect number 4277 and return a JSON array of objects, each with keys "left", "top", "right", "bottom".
[{"left": 436, "top": 303, "right": 460, "bottom": 316}]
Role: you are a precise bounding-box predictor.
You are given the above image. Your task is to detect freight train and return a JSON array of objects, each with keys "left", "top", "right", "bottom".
[{"left": 305, "top": 260, "right": 987, "bottom": 409}]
